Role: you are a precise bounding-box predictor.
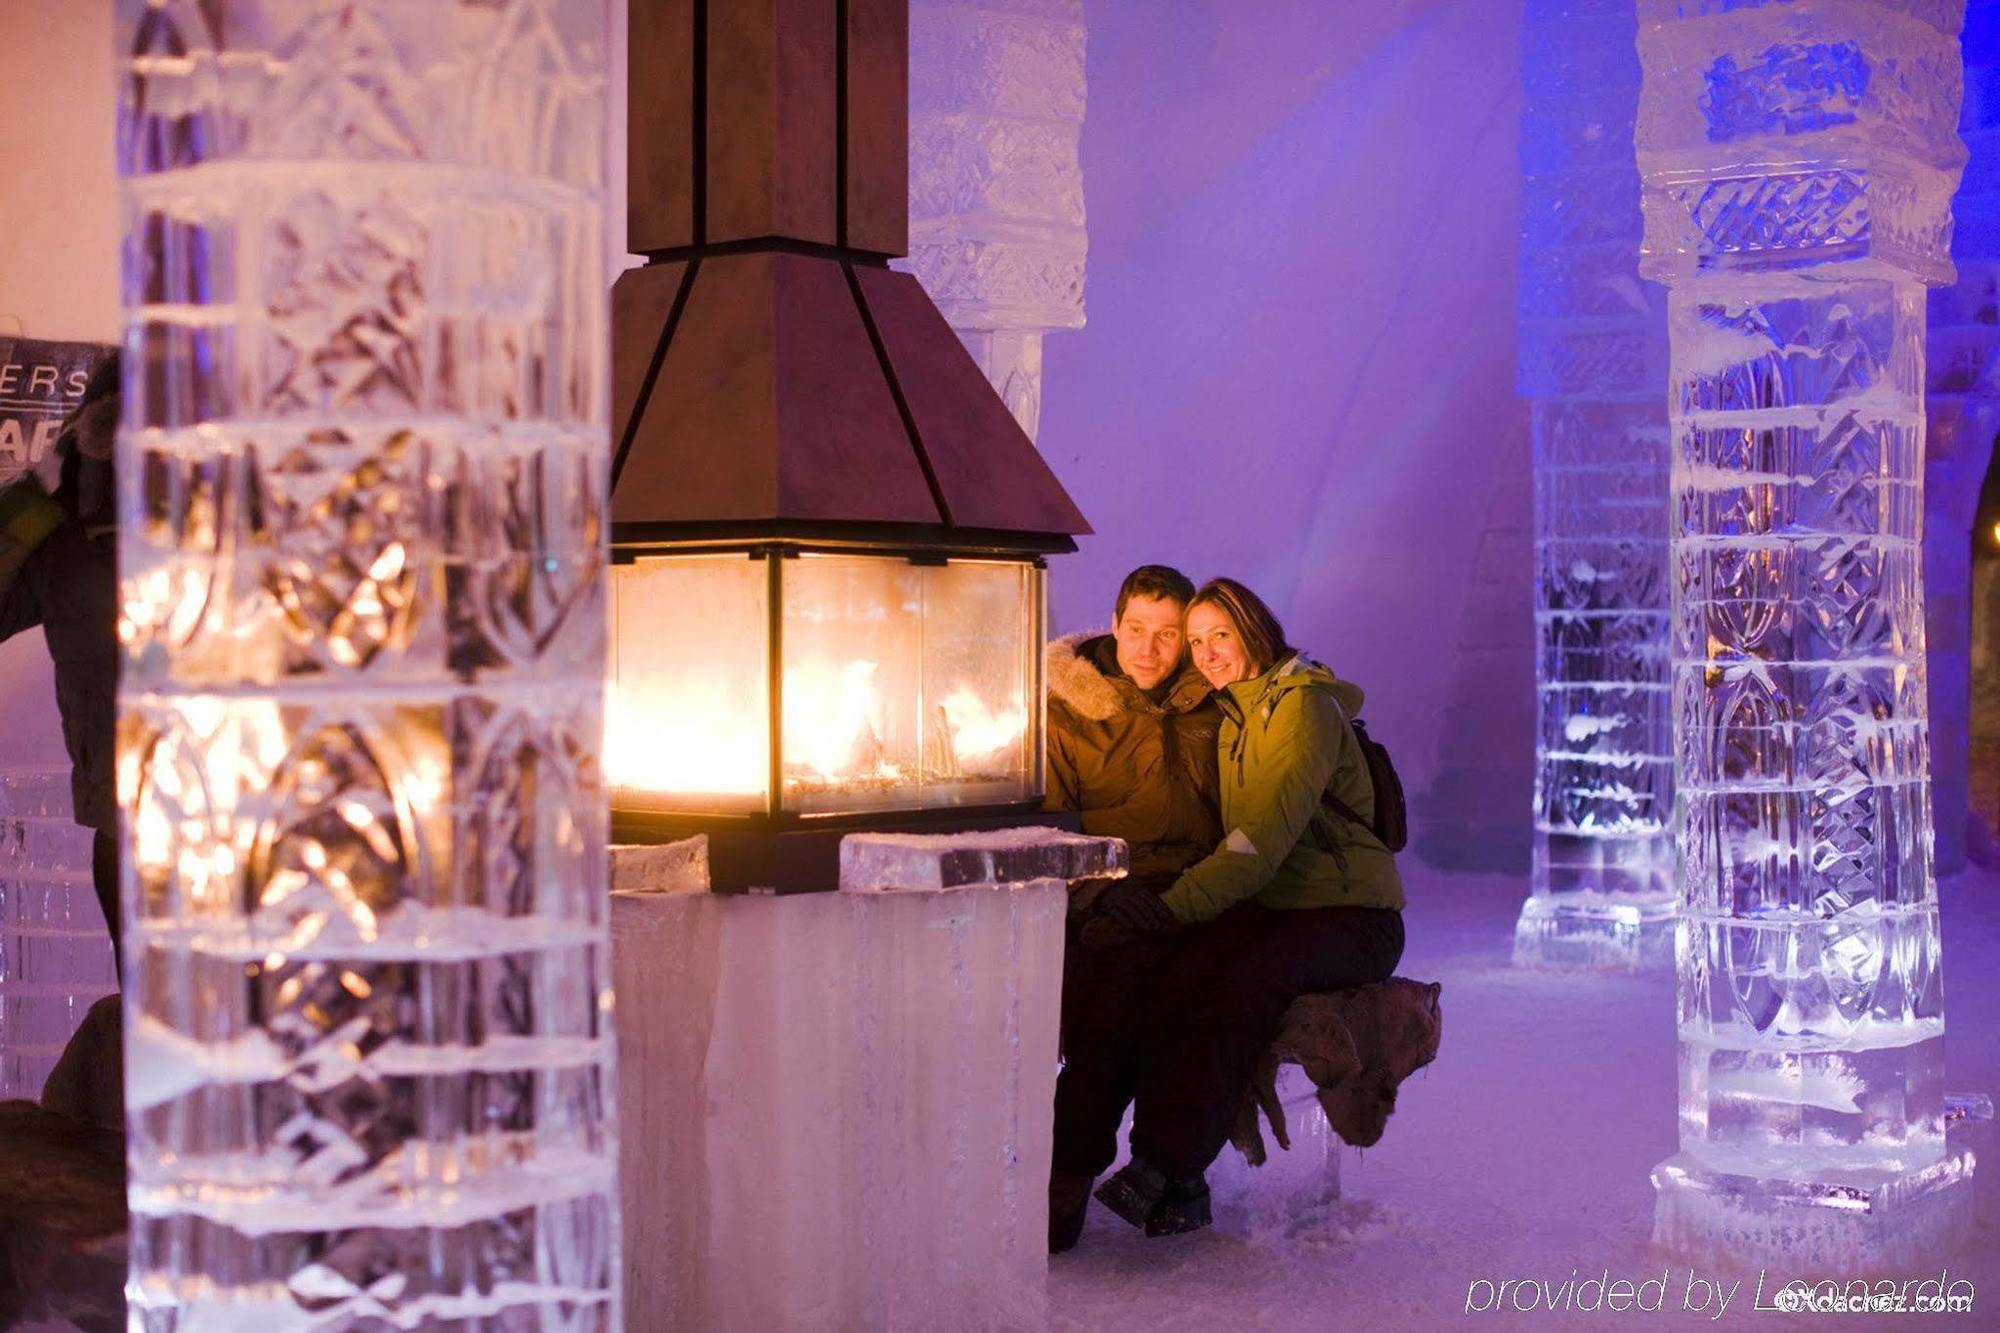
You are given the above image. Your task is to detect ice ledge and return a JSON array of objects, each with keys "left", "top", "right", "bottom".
[
  {"left": 1514, "top": 890, "right": 1677, "bottom": 970},
  {"left": 610, "top": 835, "right": 710, "bottom": 894},
  {"left": 1652, "top": 1144, "right": 1977, "bottom": 1272},
  {"left": 838, "top": 826, "right": 1128, "bottom": 893}
]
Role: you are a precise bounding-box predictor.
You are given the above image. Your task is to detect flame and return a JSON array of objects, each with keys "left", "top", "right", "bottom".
[
  {"left": 939, "top": 688, "right": 1027, "bottom": 765},
  {"left": 603, "top": 676, "right": 767, "bottom": 800},
  {"left": 604, "top": 658, "right": 1026, "bottom": 798}
]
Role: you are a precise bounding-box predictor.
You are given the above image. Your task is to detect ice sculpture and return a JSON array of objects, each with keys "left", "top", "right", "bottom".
[
  {"left": 613, "top": 828, "right": 1104, "bottom": 1329},
  {"left": 1636, "top": 0, "right": 1975, "bottom": 1266},
  {"left": 115, "top": 0, "right": 620, "bottom": 1323},
  {"left": 1515, "top": 0, "right": 1677, "bottom": 970},
  {"left": 0, "top": 768, "right": 117, "bottom": 1097},
  {"left": 905, "top": 0, "right": 1087, "bottom": 439}
]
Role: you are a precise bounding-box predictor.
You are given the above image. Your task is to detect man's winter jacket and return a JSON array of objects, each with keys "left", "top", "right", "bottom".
[
  {"left": 0, "top": 518, "right": 117, "bottom": 833},
  {"left": 1045, "top": 632, "right": 1222, "bottom": 889},
  {"left": 1160, "top": 653, "right": 1404, "bottom": 923}
]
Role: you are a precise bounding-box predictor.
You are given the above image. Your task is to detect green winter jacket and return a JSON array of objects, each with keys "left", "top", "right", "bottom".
[{"left": 1159, "top": 653, "right": 1404, "bottom": 923}]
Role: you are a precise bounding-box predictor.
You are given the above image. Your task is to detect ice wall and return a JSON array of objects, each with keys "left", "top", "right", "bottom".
[
  {"left": 1514, "top": 0, "right": 1675, "bottom": 968},
  {"left": 1926, "top": 0, "right": 2000, "bottom": 873},
  {"left": 1040, "top": 0, "right": 1531, "bottom": 834}
]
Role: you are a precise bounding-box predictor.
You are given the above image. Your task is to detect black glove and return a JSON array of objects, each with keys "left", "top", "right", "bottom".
[{"left": 1079, "top": 880, "right": 1180, "bottom": 948}]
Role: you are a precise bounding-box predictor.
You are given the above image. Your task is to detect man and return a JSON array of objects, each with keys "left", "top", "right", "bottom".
[
  {"left": 1043, "top": 563, "right": 1221, "bottom": 1252},
  {"left": 0, "top": 353, "right": 121, "bottom": 976}
]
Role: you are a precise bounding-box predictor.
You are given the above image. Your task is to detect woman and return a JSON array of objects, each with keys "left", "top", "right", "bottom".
[{"left": 1084, "top": 577, "right": 1405, "bottom": 1237}]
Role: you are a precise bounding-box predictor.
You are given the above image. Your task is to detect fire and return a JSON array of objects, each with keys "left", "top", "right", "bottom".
[
  {"left": 939, "top": 688, "right": 1027, "bottom": 766},
  {"left": 783, "top": 659, "right": 896, "bottom": 783},
  {"left": 604, "top": 658, "right": 1026, "bottom": 799},
  {"left": 603, "top": 677, "right": 768, "bottom": 801}
]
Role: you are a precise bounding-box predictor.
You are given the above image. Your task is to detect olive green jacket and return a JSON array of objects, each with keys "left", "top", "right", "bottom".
[{"left": 1160, "top": 653, "right": 1404, "bottom": 923}]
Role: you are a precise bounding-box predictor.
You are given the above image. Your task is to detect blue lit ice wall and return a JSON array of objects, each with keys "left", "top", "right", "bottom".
[
  {"left": 1925, "top": 0, "right": 2000, "bottom": 874},
  {"left": 1514, "top": 0, "right": 1677, "bottom": 968}
]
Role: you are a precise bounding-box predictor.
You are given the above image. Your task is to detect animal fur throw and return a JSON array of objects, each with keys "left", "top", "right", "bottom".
[{"left": 1231, "top": 976, "right": 1443, "bottom": 1166}]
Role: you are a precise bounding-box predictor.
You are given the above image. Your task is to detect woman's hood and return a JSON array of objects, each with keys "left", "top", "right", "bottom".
[{"left": 1230, "top": 652, "right": 1364, "bottom": 720}]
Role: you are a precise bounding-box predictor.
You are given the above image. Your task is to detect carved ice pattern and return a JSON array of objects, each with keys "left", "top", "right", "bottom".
[
  {"left": 1518, "top": 0, "right": 1675, "bottom": 941},
  {"left": 115, "top": 1, "right": 619, "bottom": 1326},
  {"left": 905, "top": 0, "right": 1087, "bottom": 440},
  {"left": 1638, "top": 0, "right": 1966, "bottom": 1181}
]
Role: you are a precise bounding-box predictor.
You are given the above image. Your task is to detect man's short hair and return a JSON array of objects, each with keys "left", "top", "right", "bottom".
[{"left": 1114, "top": 564, "right": 1198, "bottom": 622}]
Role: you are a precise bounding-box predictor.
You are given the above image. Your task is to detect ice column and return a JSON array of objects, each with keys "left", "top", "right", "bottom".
[
  {"left": 0, "top": 770, "right": 116, "bottom": 1097},
  {"left": 1923, "top": 1, "right": 2000, "bottom": 875},
  {"left": 116, "top": 0, "right": 621, "bottom": 1323},
  {"left": 1516, "top": 0, "right": 1677, "bottom": 970},
  {"left": 1638, "top": 0, "right": 1976, "bottom": 1267},
  {"left": 905, "top": 0, "right": 1087, "bottom": 439}
]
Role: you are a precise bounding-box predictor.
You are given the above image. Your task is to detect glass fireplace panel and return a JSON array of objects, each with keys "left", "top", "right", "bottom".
[
  {"left": 607, "top": 553, "right": 770, "bottom": 814},
  {"left": 780, "top": 554, "right": 1041, "bottom": 816},
  {"left": 917, "top": 559, "right": 1039, "bottom": 810},
  {"left": 780, "top": 554, "right": 925, "bottom": 815}
]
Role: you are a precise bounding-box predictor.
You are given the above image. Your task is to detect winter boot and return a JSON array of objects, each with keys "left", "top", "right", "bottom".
[
  {"left": 1143, "top": 1174, "right": 1211, "bottom": 1237},
  {"left": 1049, "top": 1171, "right": 1094, "bottom": 1254},
  {"left": 1093, "top": 1157, "right": 1168, "bottom": 1230},
  {"left": 1096, "top": 1157, "right": 1212, "bottom": 1236}
]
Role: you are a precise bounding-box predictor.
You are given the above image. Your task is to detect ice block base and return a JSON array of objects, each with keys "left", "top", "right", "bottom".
[
  {"left": 613, "top": 879, "right": 1066, "bottom": 1331},
  {"left": 1513, "top": 891, "right": 1675, "bottom": 971},
  {"left": 1651, "top": 1146, "right": 1977, "bottom": 1273}
]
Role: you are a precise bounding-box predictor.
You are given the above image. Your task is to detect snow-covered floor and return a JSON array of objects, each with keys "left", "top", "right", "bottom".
[{"left": 1048, "top": 864, "right": 2000, "bottom": 1331}]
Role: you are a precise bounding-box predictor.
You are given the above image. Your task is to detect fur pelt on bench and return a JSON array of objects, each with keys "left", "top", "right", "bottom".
[{"left": 1230, "top": 976, "right": 1443, "bottom": 1166}]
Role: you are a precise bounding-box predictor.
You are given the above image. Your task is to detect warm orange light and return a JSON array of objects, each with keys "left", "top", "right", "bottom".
[
  {"left": 603, "top": 553, "right": 1037, "bottom": 812},
  {"left": 605, "top": 657, "right": 1026, "bottom": 798}
]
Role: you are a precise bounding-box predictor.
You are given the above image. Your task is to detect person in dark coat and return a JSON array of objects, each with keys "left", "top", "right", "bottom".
[
  {"left": 1044, "top": 563, "right": 1222, "bottom": 1253},
  {"left": 0, "top": 352, "right": 123, "bottom": 977}
]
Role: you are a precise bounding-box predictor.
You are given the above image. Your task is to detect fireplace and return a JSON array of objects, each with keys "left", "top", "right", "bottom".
[
  {"left": 607, "top": 547, "right": 1044, "bottom": 818},
  {"left": 609, "top": 0, "right": 1088, "bottom": 890}
]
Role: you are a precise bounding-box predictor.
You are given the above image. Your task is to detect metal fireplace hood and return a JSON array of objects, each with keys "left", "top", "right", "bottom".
[{"left": 611, "top": 0, "right": 1089, "bottom": 555}]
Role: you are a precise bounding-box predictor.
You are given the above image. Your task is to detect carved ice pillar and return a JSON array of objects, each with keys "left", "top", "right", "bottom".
[
  {"left": 905, "top": 0, "right": 1086, "bottom": 440},
  {"left": 1924, "top": 5, "right": 2000, "bottom": 874},
  {"left": 1515, "top": 0, "right": 1676, "bottom": 971},
  {"left": 116, "top": 0, "right": 621, "bottom": 1322},
  {"left": 1638, "top": 0, "right": 1976, "bottom": 1267}
]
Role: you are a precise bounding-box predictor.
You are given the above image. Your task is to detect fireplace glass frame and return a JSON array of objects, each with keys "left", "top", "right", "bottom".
[{"left": 607, "top": 538, "right": 1051, "bottom": 889}]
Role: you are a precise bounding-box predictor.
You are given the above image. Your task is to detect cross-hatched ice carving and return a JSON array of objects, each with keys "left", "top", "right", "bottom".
[
  {"left": 116, "top": 0, "right": 619, "bottom": 1324},
  {"left": 1515, "top": 0, "right": 1677, "bottom": 970},
  {"left": 1640, "top": 0, "right": 1975, "bottom": 1269}
]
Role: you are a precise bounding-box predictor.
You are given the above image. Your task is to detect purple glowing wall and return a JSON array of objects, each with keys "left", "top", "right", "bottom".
[{"left": 1041, "top": 0, "right": 1533, "bottom": 864}]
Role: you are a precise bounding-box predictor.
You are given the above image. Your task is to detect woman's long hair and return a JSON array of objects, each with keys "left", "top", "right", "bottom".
[{"left": 1188, "top": 577, "right": 1293, "bottom": 678}]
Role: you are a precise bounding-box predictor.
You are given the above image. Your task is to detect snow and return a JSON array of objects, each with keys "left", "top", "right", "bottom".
[{"left": 1047, "top": 862, "right": 2000, "bottom": 1330}]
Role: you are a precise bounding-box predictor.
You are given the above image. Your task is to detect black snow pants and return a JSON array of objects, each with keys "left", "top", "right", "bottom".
[{"left": 1052, "top": 900, "right": 1404, "bottom": 1183}]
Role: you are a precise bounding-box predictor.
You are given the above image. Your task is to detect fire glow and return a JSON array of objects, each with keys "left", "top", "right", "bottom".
[{"left": 604, "top": 660, "right": 1027, "bottom": 801}]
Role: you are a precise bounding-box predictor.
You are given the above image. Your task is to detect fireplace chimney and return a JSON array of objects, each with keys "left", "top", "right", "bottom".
[{"left": 612, "top": 0, "right": 1089, "bottom": 548}]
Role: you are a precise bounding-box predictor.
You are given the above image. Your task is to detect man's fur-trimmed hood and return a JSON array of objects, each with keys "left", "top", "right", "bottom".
[
  {"left": 1047, "top": 632, "right": 1125, "bottom": 721},
  {"left": 1047, "top": 631, "right": 1210, "bottom": 721}
]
